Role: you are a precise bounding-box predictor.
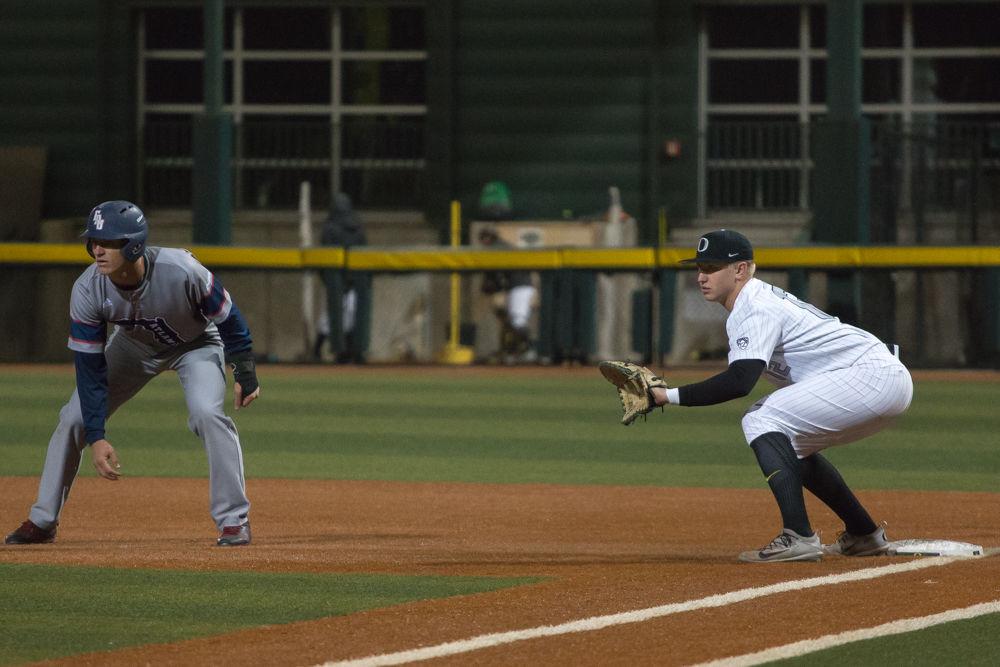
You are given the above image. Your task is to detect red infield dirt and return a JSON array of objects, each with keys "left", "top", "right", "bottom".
[{"left": 2, "top": 477, "right": 998, "bottom": 666}]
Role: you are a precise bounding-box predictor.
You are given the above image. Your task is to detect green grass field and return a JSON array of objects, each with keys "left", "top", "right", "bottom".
[
  {"left": 1, "top": 365, "right": 998, "bottom": 665},
  {"left": 782, "top": 613, "right": 1000, "bottom": 667},
  {"left": 0, "top": 563, "right": 537, "bottom": 666},
  {"left": 2, "top": 366, "right": 998, "bottom": 491}
]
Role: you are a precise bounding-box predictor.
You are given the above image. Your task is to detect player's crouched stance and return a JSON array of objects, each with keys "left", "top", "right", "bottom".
[
  {"left": 601, "top": 230, "right": 913, "bottom": 563},
  {"left": 5, "top": 201, "right": 259, "bottom": 547}
]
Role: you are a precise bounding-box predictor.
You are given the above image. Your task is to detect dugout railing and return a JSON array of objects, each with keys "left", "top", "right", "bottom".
[{"left": 2, "top": 243, "right": 999, "bottom": 368}]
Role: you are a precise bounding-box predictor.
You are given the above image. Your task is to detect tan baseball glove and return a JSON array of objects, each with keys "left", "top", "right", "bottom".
[{"left": 599, "top": 361, "right": 668, "bottom": 425}]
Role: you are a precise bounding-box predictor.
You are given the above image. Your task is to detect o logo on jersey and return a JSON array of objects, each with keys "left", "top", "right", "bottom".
[
  {"left": 736, "top": 336, "right": 749, "bottom": 349},
  {"left": 697, "top": 237, "right": 709, "bottom": 252}
]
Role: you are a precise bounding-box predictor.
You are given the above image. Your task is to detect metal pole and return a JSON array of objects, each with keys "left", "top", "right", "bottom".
[
  {"left": 300, "top": 182, "right": 315, "bottom": 357},
  {"left": 204, "top": 0, "right": 222, "bottom": 115},
  {"left": 192, "top": 0, "right": 232, "bottom": 244},
  {"left": 440, "top": 200, "right": 473, "bottom": 364},
  {"left": 449, "top": 200, "right": 461, "bottom": 348}
]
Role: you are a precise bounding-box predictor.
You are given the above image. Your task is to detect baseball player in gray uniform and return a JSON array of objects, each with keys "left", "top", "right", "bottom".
[
  {"left": 602, "top": 229, "right": 913, "bottom": 562},
  {"left": 5, "top": 200, "right": 259, "bottom": 547}
]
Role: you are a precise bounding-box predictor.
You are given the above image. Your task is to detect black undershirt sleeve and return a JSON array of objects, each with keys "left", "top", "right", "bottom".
[{"left": 677, "top": 359, "right": 766, "bottom": 406}]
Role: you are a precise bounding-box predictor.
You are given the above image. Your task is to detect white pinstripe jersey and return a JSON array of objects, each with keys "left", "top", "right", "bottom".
[{"left": 727, "top": 278, "right": 884, "bottom": 387}]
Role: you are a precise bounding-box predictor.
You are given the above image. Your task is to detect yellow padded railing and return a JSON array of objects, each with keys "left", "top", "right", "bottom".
[{"left": 1, "top": 242, "right": 999, "bottom": 270}]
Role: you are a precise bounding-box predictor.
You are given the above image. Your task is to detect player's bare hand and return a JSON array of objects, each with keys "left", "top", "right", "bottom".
[
  {"left": 234, "top": 382, "right": 260, "bottom": 410},
  {"left": 229, "top": 352, "right": 258, "bottom": 410},
  {"left": 90, "top": 439, "right": 122, "bottom": 481}
]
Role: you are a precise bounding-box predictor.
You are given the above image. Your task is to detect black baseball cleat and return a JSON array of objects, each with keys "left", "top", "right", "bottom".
[
  {"left": 216, "top": 522, "right": 251, "bottom": 547},
  {"left": 5, "top": 520, "right": 57, "bottom": 545}
]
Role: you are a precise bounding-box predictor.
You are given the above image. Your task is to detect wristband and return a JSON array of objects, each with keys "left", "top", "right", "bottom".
[{"left": 228, "top": 351, "right": 258, "bottom": 395}]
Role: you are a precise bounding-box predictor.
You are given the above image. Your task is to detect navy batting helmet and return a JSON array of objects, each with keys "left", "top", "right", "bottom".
[{"left": 82, "top": 200, "right": 148, "bottom": 262}]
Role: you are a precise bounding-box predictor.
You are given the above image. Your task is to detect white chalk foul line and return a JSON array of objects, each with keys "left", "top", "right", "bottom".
[
  {"left": 694, "top": 599, "right": 1000, "bottom": 667},
  {"left": 318, "top": 556, "right": 966, "bottom": 667}
]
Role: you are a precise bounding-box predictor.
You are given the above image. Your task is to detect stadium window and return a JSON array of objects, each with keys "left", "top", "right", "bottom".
[
  {"left": 709, "top": 60, "right": 799, "bottom": 105},
  {"left": 342, "top": 115, "right": 425, "bottom": 161},
  {"left": 243, "top": 61, "right": 332, "bottom": 104},
  {"left": 341, "top": 6, "right": 425, "bottom": 51},
  {"left": 863, "top": 4, "right": 903, "bottom": 48},
  {"left": 913, "top": 3, "right": 1000, "bottom": 48},
  {"left": 243, "top": 7, "right": 330, "bottom": 50},
  {"left": 706, "top": 5, "right": 799, "bottom": 49},
  {"left": 700, "top": 0, "right": 1000, "bottom": 235},
  {"left": 240, "top": 115, "right": 331, "bottom": 160},
  {"left": 809, "top": 59, "right": 825, "bottom": 105},
  {"left": 144, "top": 59, "right": 234, "bottom": 106},
  {"left": 342, "top": 60, "right": 426, "bottom": 105},
  {"left": 913, "top": 58, "right": 1000, "bottom": 104},
  {"left": 808, "top": 5, "right": 826, "bottom": 50},
  {"left": 863, "top": 59, "right": 902, "bottom": 104},
  {"left": 809, "top": 4, "right": 905, "bottom": 50},
  {"left": 143, "top": 7, "right": 203, "bottom": 49},
  {"left": 144, "top": 60, "right": 203, "bottom": 105},
  {"left": 138, "top": 3, "right": 427, "bottom": 210}
]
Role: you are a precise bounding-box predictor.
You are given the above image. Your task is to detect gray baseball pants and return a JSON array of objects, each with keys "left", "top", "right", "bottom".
[{"left": 28, "top": 331, "right": 250, "bottom": 532}]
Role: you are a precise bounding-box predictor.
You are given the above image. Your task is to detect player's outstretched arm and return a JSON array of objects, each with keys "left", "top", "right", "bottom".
[
  {"left": 669, "top": 359, "right": 765, "bottom": 406},
  {"left": 90, "top": 439, "right": 121, "bottom": 480},
  {"left": 599, "top": 359, "right": 766, "bottom": 424}
]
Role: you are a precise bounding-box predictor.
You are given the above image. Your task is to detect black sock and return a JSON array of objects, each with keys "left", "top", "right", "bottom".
[
  {"left": 799, "top": 452, "right": 876, "bottom": 536},
  {"left": 749, "top": 432, "right": 813, "bottom": 537}
]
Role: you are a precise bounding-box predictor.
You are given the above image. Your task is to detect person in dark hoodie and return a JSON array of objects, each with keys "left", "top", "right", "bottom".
[
  {"left": 314, "top": 193, "right": 369, "bottom": 363},
  {"left": 478, "top": 226, "right": 537, "bottom": 363}
]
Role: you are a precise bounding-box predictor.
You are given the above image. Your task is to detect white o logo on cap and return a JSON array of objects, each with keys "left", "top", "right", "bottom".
[{"left": 697, "top": 237, "right": 709, "bottom": 252}]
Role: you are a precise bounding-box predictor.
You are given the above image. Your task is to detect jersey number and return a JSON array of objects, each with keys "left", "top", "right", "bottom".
[{"left": 769, "top": 286, "right": 836, "bottom": 321}]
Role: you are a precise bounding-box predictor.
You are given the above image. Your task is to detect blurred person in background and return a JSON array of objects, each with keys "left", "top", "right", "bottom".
[
  {"left": 478, "top": 227, "right": 537, "bottom": 364},
  {"left": 314, "top": 193, "right": 368, "bottom": 363}
]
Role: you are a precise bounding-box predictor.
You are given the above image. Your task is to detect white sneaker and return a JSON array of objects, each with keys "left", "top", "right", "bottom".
[
  {"left": 739, "top": 529, "right": 823, "bottom": 563},
  {"left": 824, "top": 525, "right": 890, "bottom": 556}
]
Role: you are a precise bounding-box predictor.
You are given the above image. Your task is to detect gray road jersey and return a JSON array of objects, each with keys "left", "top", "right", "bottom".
[{"left": 68, "top": 247, "right": 227, "bottom": 356}]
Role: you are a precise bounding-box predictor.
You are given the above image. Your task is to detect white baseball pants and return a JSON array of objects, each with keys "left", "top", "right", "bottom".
[
  {"left": 506, "top": 285, "right": 535, "bottom": 329},
  {"left": 741, "top": 353, "right": 913, "bottom": 458}
]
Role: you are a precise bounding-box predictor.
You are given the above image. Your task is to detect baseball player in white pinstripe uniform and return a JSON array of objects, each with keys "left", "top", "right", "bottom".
[{"left": 605, "top": 229, "right": 913, "bottom": 562}]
